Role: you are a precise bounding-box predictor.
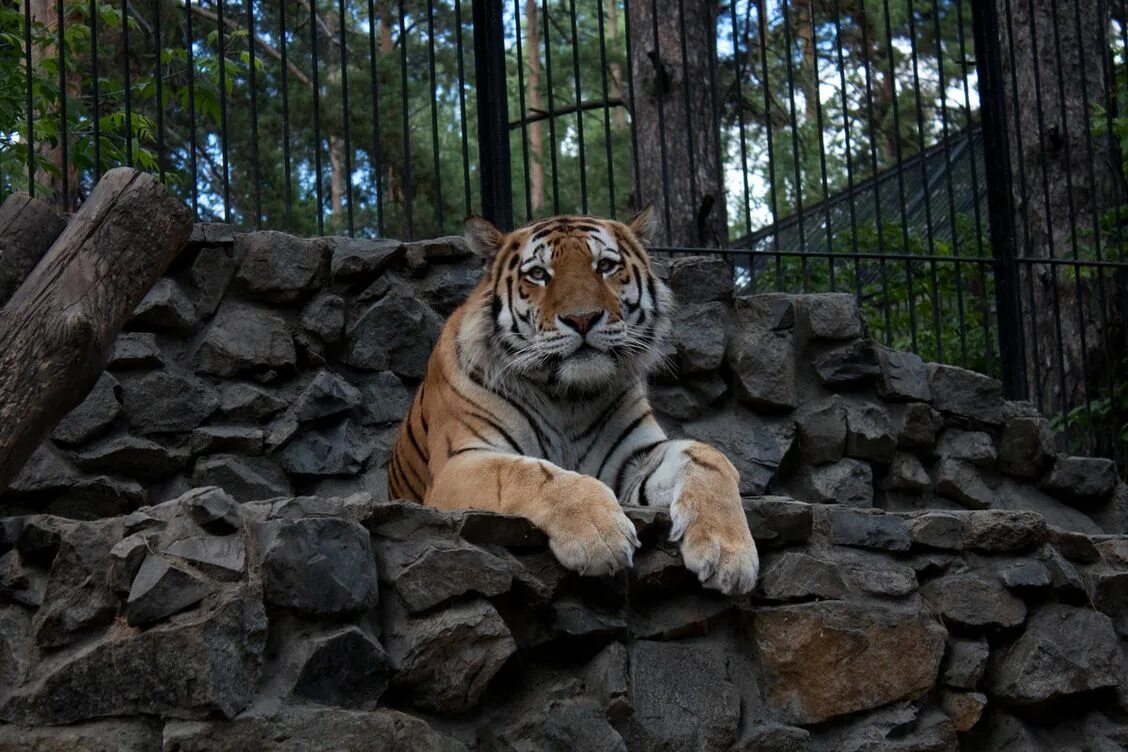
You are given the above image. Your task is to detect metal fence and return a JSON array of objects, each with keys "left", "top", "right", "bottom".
[{"left": 2, "top": 0, "right": 1127, "bottom": 466}]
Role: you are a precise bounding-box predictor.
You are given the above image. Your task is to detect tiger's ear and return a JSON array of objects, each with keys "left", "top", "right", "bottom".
[
  {"left": 464, "top": 215, "right": 505, "bottom": 259},
  {"left": 627, "top": 204, "right": 654, "bottom": 244}
]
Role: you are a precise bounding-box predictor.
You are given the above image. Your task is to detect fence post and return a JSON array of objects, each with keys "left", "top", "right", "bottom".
[
  {"left": 971, "top": 0, "right": 1026, "bottom": 400},
  {"left": 472, "top": 0, "right": 513, "bottom": 230}
]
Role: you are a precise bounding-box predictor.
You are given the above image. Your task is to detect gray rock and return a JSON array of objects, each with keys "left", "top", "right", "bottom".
[
  {"left": 804, "top": 293, "right": 864, "bottom": 340},
  {"left": 552, "top": 599, "right": 628, "bottom": 641},
  {"left": 485, "top": 682, "right": 627, "bottom": 752},
  {"left": 1040, "top": 456, "right": 1119, "bottom": 503},
  {"left": 179, "top": 486, "right": 243, "bottom": 534},
  {"left": 51, "top": 373, "right": 122, "bottom": 445},
  {"left": 750, "top": 601, "right": 944, "bottom": 725},
  {"left": 194, "top": 302, "right": 297, "bottom": 379},
  {"left": 906, "top": 512, "right": 965, "bottom": 550},
  {"left": 279, "top": 421, "right": 372, "bottom": 477},
  {"left": 292, "top": 626, "right": 391, "bottom": 708},
  {"left": 130, "top": 278, "right": 200, "bottom": 332},
  {"left": 671, "top": 302, "right": 727, "bottom": 374},
  {"left": 292, "top": 370, "right": 363, "bottom": 422},
  {"left": 359, "top": 371, "right": 413, "bottom": 427},
  {"left": 235, "top": 230, "right": 328, "bottom": 303},
  {"left": 1, "top": 587, "right": 266, "bottom": 723},
  {"left": 109, "top": 332, "right": 165, "bottom": 370},
  {"left": 796, "top": 397, "right": 847, "bottom": 464},
  {"left": 125, "top": 554, "right": 212, "bottom": 626},
  {"left": 759, "top": 551, "right": 847, "bottom": 601},
  {"left": 650, "top": 385, "right": 705, "bottom": 422},
  {"left": 626, "top": 640, "right": 741, "bottom": 752},
  {"left": 731, "top": 724, "right": 811, "bottom": 752},
  {"left": 385, "top": 598, "right": 516, "bottom": 714},
  {"left": 0, "top": 549, "right": 47, "bottom": 607},
  {"left": 1038, "top": 546, "right": 1088, "bottom": 602},
  {"left": 6, "top": 445, "right": 80, "bottom": 494},
  {"left": 964, "top": 510, "right": 1047, "bottom": 552},
  {"left": 998, "top": 416, "right": 1055, "bottom": 478},
  {"left": 844, "top": 401, "right": 896, "bottom": 462},
  {"left": 927, "top": 364, "right": 1004, "bottom": 426},
  {"left": 793, "top": 458, "right": 873, "bottom": 506},
  {"left": 993, "top": 478, "right": 1106, "bottom": 535},
  {"left": 414, "top": 262, "right": 485, "bottom": 316},
  {"left": 402, "top": 235, "right": 473, "bottom": 269},
  {"left": 0, "top": 720, "right": 162, "bottom": 752},
  {"left": 826, "top": 509, "right": 911, "bottom": 551},
  {"left": 1048, "top": 527, "right": 1101, "bottom": 563},
  {"left": 73, "top": 434, "right": 187, "bottom": 480},
  {"left": 377, "top": 536, "right": 511, "bottom": 613},
  {"left": 728, "top": 326, "right": 797, "bottom": 412},
  {"left": 1087, "top": 564, "right": 1128, "bottom": 622},
  {"left": 840, "top": 553, "right": 918, "bottom": 597},
  {"left": 935, "top": 429, "right": 996, "bottom": 468},
  {"left": 921, "top": 571, "right": 1026, "bottom": 629},
  {"left": 813, "top": 340, "right": 880, "bottom": 386},
  {"left": 942, "top": 638, "right": 989, "bottom": 689},
  {"left": 940, "top": 690, "right": 987, "bottom": 734},
  {"left": 683, "top": 410, "right": 795, "bottom": 495},
  {"left": 884, "top": 452, "right": 931, "bottom": 492},
  {"left": 346, "top": 287, "right": 443, "bottom": 379},
  {"left": 744, "top": 496, "right": 814, "bottom": 548},
  {"left": 191, "top": 455, "right": 292, "bottom": 501},
  {"left": 875, "top": 346, "right": 931, "bottom": 401},
  {"left": 218, "top": 382, "right": 286, "bottom": 421},
  {"left": 162, "top": 706, "right": 466, "bottom": 752},
  {"left": 161, "top": 535, "right": 246, "bottom": 581},
  {"left": 107, "top": 533, "right": 148, "bottom": 593},
  {"left": 0, "top": 605, "right": 31, "bottom": 696},
  {"left": 456, "top": 511, "right": 547, "bottom": 548},
  {"left": 189, "top": 244, "right": 237, "bottom": 316},
  {"left": 258, "top": 517, "right": 379, "bottom": 614},
  {"left": 300, "top": 293, "right": 346, "bottom": 344},
  {"left": 331, "top": 237, "right": 404, "bottom": 281},
  {"left": 667, "top": 256, "right": 733, "bottom": 303},
  {"left": 896, "top": 402, "right": 944, "bottom": 450},
  {"left": 31, "top": 522, "right": 120, "bottom": 648},
  {"left": 1000, "top": 560, "right": 1052, "bottom": 594},
  {"left": 121, "top": 371, "right": 219, "bottom": 435},
  {"left": 189, "top": 425, "right": 265, "bottom": 456},
  {"left": 933, "top": 459, "right": 994, "bottom": 509},
  {"left": 988, "top": 604, "right": 1120, "bottom": 705}
]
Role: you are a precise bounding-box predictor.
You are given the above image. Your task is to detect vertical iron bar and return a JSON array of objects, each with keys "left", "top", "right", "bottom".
[
  {"left": 186, "top": 0, "right": 199, "bottom": 217},
  {"left": 859, "top": 2, "right": 892, "bottom": 343},
  {"left": 154, "top": 0, "right": 165, "bottom": 183},
  {"left": 648, "top": 0, "right": 672, "bottom": 237},
  {"left": 755, "top": 0, "right": 781, "bottom": 286},
  {"left": 396, "top": 0, "right": 413, "bottom": 237},
  {"left": 313, "top": 0, "right": 325, "bottom": 234},
  {"left": 454, "top": 0, "right": 472, "bottom": 218},
  {"left": 831, "top": 0, "right": 859, "bottom": 295},
  {"left": 622, "top": 0, "right": 642, "bottom": 210},
  {"left": 247, "top": 0, "right": 261, "bottom": 226},
  {"left": 217, "top": 0, "right": 230, "bottom": 221},
  {"left": 568, "top": 0, "right": 587, "bottom": 213},
  {"left": 675, "top": 0, "right": 697, "bottom": 230},
  {"left": 24, "top": 0, "right": 35, "bottom": 197},
  {"left": 472, "top": 0, "right": 513, "bottom": 228},
  {"left": 425, "top": 0, "right": 442, "bottom": 232},
  {"left": 972, "top": 0, "right": 1025, "bottom": 399},
  {"left": 89, "top": 0, "right": 100, "bottom": 180},
  {"left": 512, "top": 0, "right": 533, "bottom": 222},
  {"left": 804, "top": 1, "right": 835, "bottom": 286},
  {"left": 595, "top": 0, "right": 616, "bottom": 217},
  {"left": 57, "top": 0, "right": 68, "bottom": 208},
  {"left": 542, "top": 0, "right": 561, "bottom": 214},
  {"left": 120, "top": 0, "right": 130, "bottom": 171},
  {"left": 280, "top": 0, "right": 294, "bottom": 231},
  {"left": 338, "top": 0, "right": 354, "bottom": 235},
  {"left": 779, "top": 0, "right": 807, "bottom": 287},
  {"left": 364, "top": 0, "right": 382, "bottom": 235},
  {"left": 728, "top": 0, "right": 751, "bottom": 237}
]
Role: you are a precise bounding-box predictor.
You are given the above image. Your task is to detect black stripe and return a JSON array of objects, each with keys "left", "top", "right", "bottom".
[
  {"left": 407, "top": 418, "right": 429, "bottom": 463},
  {"left": 456, "top": 414, "right": 523, "bottom": 455},
  {"left": 451, "top": 445, "right": 492, "bottom": 457},
  {"left": 397, "top": 452, "right": 426, "bottom": 497},
  {"left": 577, "top": 393, "right": 641, "bottom": 464},
  {"left": 574, "top": 387, "right": 632, "bottom": 441},
  {"left": 596, "top": 412, "right": 652, "bottom": 480},
  {"left": 615, "top": 441, "right": 664, "bottom": 498},
  {"left": 388, "top": 453, "right": 422, "bottom": 500},
  {"left": 505, "top": 276, "right": 519, "bottom": 334},
  {"left": 467, "top": 369, "right": 550, "bottom": 458}
]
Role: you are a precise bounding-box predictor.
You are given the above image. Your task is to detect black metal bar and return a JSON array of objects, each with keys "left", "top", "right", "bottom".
[
  {"left": 568, "top": 0, "right": 587, "bottom": 213},
  {"left": 57, "top": 0, "right": 68, "bottom": 208},
  {"left": 186, "top": 0, "right": 199, "bottom": 218},
  {"left": 972, "top": 0, "right": 1026, "bottom": 399},
  {"left": 728, "top": 0, "right": 750, "bottom": 238},
  {"left": 831, "top": 0, "right": 859, "bottom": 295},
  {"left": 338, "top": 0, "right": 354, "bottom": 235},
  {"left": 280, "top": 0, "right": 294, "bottom": 231},
  {"left": 364, "top": 0, "right": 382, "bottom": 235},
  {"left": 217, "top": 0, "right": 230, "bottom": 221},
  {"left": 595, "top": 0, "right": 616, "bottom": 217},
  {"left": 89, "top": 0, "right": 100, "bottom": 181},
  {"left": 23, "top": 0, "right": 34, "bottom": 198},
  {"left": 425, "top": 0, "right": 442, "bottom": 232},
  {"left": 648, "top": 0, "right": 671, "bottom": 238},
  {"left": 312, "top": 0, "right": 324, "bottom": 234},
  {"left": 622, "top": 0, "right": 642, "bottom": 211},
  {"left": 454, "top": 0, "right": 472, "bottom": 218},
  {"left": 512, "top": 0, "right": 533, "bottom": 222},
  {"left": 119, "top": 0, "right": 129, "bottom": 173},
  {"left": 247, "top": 0, "right": 261, "bottom": 227},
  {"left": 542, "top": 0, "right": 561, "bottom": 214},
  {"left": 675, "top": 0, "right": 697, "bottom": 228},
  {"left": 472, "top": 0, "right": 513, "bottom": 229},
  {"left": 754, "top": 0, "right": 780, "bottom": 286},
  {"left": 154, "top": 0, "right": 165, "bottom": 184},
  {"left": 396, "top": 0, "right": 413, "bottom": 237}
]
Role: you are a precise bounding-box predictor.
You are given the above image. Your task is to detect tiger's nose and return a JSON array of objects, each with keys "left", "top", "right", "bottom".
[{"left": 559, "top": 310, "right": 603, "bottom": 335}]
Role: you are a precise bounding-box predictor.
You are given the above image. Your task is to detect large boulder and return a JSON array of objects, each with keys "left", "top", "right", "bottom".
[{"left": 235, "top": 231, "right": 329, "bottom": 303}]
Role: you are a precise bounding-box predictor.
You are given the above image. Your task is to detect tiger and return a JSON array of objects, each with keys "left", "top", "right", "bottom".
[{"left": 387, "top": 210, "right": 759, "bottom": 595}]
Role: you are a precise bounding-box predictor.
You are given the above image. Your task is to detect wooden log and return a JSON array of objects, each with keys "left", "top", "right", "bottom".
[
  {"left": 0, "top": 168, "right": 193, "bottom": 492},
  {"left": 0, "top": 192, "right": 66, "bottom": 306}
]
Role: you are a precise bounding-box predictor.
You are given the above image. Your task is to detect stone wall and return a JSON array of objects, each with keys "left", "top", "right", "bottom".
[{"left": 1, "top": 225, "right": 1127, "bottom": 749}]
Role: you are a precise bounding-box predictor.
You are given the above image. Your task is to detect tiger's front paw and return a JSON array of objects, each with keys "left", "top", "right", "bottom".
[
  {"left": 674, "top": 513, "right": 760, "bottom": 596},
  {"left": 543, "top": 475, "right": 640, "bottom": 576}
]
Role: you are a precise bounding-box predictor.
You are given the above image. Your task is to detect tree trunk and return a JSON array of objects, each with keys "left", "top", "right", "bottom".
[
  {"left": 988, "top": 0, "right": 1125, "bottom": 427},
  {"left": 0, "top": 168, "right": 193, "bottom": 493},
  {"left": 0, "top": 193, "right": 66, "bottom": 306},
  {"left": 525, "top": 0, "right": 545, "bottom": 213},
  {"left": 627, "top": 0, "right": 727, "bottom": 246}
]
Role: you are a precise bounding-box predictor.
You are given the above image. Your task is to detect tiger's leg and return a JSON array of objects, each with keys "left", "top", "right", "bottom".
[
  {"left": 620, "top": 440, "right": 759, "bottom": 595},
  {"left": 427, "top": 451, "right": 640, "bottom": 576}
]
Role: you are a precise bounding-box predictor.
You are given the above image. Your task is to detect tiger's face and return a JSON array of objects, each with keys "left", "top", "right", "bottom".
[{"left": 463, "top": 210, "right": 671, "bottom": 394}]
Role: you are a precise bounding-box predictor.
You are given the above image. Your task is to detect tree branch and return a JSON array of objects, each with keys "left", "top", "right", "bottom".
[
  {"left": 187, "top": 4, "right": 314, "bottom": 89},
  {"left": 510, "top": 98, "right": 626, "bottom": 129}
]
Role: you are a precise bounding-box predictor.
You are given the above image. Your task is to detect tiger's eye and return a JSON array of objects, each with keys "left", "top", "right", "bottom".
[
  {"left": 526, "top": 266, "right": 549, "bottom": 283},
  {"left": 597, "top": 258, "right": 619, "bottom": 275}
]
